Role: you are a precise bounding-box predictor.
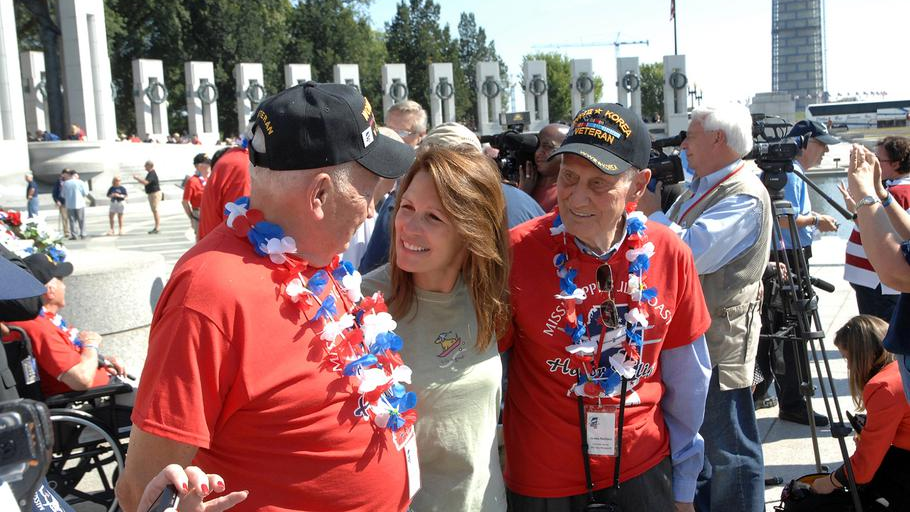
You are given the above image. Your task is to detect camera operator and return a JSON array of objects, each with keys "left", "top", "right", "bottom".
[
  {"left": 517, "top": 123, "right": 568, "bottom": 212},
  {"left": 638, "top": 103, "right": 772, "bottom": 512},
  {"left": 753, "top": 120, "right": 840, "bottom": 428}
]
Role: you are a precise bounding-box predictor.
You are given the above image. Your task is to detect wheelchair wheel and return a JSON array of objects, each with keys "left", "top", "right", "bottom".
[{"left": 47, "top": 408, "right": 125, "bottom": 512}]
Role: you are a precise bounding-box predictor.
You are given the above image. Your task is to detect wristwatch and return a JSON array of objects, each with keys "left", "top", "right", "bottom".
[{"left": 855, "top": 195, "right": 881, "bottom": 211}]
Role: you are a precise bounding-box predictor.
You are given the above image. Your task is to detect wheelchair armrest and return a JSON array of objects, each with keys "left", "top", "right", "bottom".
[{"left": 46, "top": 379, "right": 134, "bottom": 408}]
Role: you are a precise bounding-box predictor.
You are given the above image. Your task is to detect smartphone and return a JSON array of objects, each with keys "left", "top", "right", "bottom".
[
  {"left": 147, "top": 484, "right": 179, "bottom": 512},
  {"left": 846, "top": 411, "right": 866, "bottom": 435}
]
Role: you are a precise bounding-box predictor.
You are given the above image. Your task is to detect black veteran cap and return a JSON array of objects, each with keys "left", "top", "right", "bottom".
[
  {"left": 549, "top": 103, "right": 650, "bottom": 175},
  {"left": 248, "top": 82, "right": 414, "bottom": 178},
  {"left": 23, "top": 253, "right": 73, "bottom": 285}
]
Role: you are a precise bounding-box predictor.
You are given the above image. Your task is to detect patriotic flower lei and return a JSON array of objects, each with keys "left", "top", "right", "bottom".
[
  {"left": 40, "top": 308, "right": 82, "bottom": 348},
  {"left": 224, "top": 197, "right": 417, "bottom": 432},
  {"left": 550, "top": 206, "right": 657, "bottom": 398}
]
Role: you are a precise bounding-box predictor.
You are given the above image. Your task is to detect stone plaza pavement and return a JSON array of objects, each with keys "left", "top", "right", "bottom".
[{"left": 4, "top": 190, "right": 863, "bottom": 511}]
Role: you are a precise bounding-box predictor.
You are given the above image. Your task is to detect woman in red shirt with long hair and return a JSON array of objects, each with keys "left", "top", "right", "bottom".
[{"left": 810, "top": 315, "right": 910, "bottom": 509}]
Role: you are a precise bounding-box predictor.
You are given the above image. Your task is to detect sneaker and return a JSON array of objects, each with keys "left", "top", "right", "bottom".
[
  {"left": 754, "top": 396, "right": 778, "bottom": 410},
  {"left": 779, "top": 408, "right": 830, "bottom": 427},
  {"left": 69, "top": 236, "right": 77, "bottom": 241},
  {"left": 148, "top": 228, "right": 159, "bottom": 234}
]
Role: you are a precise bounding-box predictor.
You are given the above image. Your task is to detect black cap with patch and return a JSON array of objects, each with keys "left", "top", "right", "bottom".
[
  {"left": 549, "top": 103, "right": 650, "bottom": 175},
  {"left": 23, "top": 253, "right": 73, "bottom": 285},
  {"left": 787, "top": 120, "right": 840, "bottom": 146},
  {"left": 248, "top": 82, "right": 414, "bottom": 178}
]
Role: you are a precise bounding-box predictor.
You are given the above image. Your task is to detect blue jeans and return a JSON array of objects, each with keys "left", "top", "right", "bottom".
[
  {"left": 695, "top": 369, "right": 764, "bottom": 512},
  {"left": 27, "top": 197, "right": 39, "bottom": 217}
]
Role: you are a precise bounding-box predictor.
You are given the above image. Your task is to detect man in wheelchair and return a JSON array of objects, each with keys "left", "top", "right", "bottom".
[{"left": 4, "top": 254, "right": 132, "bottom": 397}]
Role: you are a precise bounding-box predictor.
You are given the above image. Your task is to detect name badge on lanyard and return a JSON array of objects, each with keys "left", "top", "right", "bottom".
[
  {"left": 393, "top": 425, "right": 421, "bottom": 499},
  {"left": 585, "top": 404, "right": 618, "bottom": 456}
]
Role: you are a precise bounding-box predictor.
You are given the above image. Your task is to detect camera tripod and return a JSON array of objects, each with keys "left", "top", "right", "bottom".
[{"left": 760, "top": 166, "right": 863, "bottom": 511}]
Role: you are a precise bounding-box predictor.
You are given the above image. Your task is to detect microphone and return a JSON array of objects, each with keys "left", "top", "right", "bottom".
[{"left": 810, "top": 276, "right": 835, "bottom": 293}]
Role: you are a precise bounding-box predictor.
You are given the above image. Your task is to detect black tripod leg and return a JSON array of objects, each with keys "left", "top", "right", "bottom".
[{"left": 791, "top": 340, "right": 823, "bottom": 471}]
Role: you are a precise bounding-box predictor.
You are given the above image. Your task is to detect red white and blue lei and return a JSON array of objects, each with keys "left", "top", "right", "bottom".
[
  {"left": 224, "top": 197, "right": 417, "bottom": 432},
  {"left": 551, "top": 206, "right": 657, "bottom": 399}
]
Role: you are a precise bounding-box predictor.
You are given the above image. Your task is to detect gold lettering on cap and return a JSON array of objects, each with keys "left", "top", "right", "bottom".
[
  {"left": 257, "top": 110, "right": 274, "bottom": 135},
  {"left": 362, "top": 98, "right": 374, "bottom": 121}
]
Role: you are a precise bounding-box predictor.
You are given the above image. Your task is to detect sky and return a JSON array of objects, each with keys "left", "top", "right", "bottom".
[{"left": 367, "top": 0, "right": 910, "bottom": 108}]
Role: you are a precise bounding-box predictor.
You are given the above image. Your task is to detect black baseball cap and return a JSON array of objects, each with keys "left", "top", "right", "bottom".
[
  {"left": 549, "top": 103, "right": 650, "bottom": 175},
  {"left": 23, "top": 253, "right": 73, "bottom": 285},
  {"left": 787, "top": 120, "right": 840, "bottom": 146},
  {"left": 193, "top": 153, "right": 211, "bottom": 166},
  {"left": 0, "top": 257, "right": 45, "bottom": 300},
  {"left": 248, "top": 82, "right": 414, "bottom": 178}
]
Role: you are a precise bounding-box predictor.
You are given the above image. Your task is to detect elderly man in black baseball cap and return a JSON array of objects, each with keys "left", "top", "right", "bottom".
[
  {"left": 117, "top": 82, "right": 417, "bottom": 512},
  {"left": 502, "top": 103, "right": 712, "bottom": 511}
]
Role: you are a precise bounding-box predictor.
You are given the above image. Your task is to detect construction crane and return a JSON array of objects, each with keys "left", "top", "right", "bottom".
[{"left": 531, "top": 33, "right": 649, "bottom": 60}]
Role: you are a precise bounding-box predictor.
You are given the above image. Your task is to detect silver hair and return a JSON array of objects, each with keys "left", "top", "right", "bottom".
[
  {"left": 691, "top": 104, "right": 754, "bottom": 157},
  {"left": 250, "top": 162, "right": 353, "bottom": 194},
  {"left": 387, "top": 100, "right": 428, "bottom": 134}
]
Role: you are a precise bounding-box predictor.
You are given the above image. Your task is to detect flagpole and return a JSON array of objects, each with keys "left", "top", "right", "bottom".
[{"left": 673, "top": 0, "right": 678, "bottom": 55}]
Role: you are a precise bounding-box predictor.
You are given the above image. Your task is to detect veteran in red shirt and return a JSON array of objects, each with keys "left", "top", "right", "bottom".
[{"left": 502, "top": 103, "right": 712, "bottom": 511}]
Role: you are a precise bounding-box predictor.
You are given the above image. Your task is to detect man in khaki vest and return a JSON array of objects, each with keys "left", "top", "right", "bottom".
[{"left": 638, "top": 103, "right": 772, "bottom": 512}]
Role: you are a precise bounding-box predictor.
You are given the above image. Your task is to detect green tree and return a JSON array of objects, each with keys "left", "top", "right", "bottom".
[
  {"left": 15, "top": 1, "right": 66, "bottom": 136},
  {"left": 455, "top": 13, "right": 507, "bottom": 129},
  {"left": 385, "top": 0, "right": 456, "bottom": 119},
  {"left": 640, "top": 62, "right": 664, "bottom": 121},
  {"left": 520, "top": 52, "right": 605, "bottom": 123},
  {"left": 287, "top": 0, "right": 387, "bottom": 122}
]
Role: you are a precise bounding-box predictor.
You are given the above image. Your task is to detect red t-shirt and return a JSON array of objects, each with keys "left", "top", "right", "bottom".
[
  {"left": 182, "top": 175, "right": 205, "bottom": 209},
  {"left": 198, "top": 148, "right": 251, "bottom": 241},
  {"left": 501, "top": 212, "right": 711, "bottom": 497},
  {"left": 5, "top": 316, "right": 109, "bottom": 396},
  {"left": 132, "top": 224, "right": 409, "bottom": 512}
]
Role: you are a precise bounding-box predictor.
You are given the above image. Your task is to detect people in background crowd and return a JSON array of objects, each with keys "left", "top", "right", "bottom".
[
  {"left": 62, "top": 170, "right": 88, "bottom": 240},
  {"left": 106, "top": 176, "right": 128, "bottom": 236},
  {"left": 134, "top": 160, "right": 162, "bottom": 234}
]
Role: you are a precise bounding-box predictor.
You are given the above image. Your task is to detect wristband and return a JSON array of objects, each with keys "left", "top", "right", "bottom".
[
  {"left": 83, "top": 344, "right": 99, "bottom": 351},
  {"left": 812, "top": 213, "right": 819, "bottom": 227},
  {"left": 881, "top": 191, "right": 894, "bottom": 208}
]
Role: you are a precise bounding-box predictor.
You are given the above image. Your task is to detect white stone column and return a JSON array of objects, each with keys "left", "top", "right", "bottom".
[
  {"left": 381, "top": 64, "right": 408, "bottom": 116},
  {"left": 663, "top": 55, "right": 689, "bottom": 136},
  {"left": 284, "top": 64, "right": 312, "bottom": 89},
  {"left": 0, "top": 0, "right": 29, "bottom": 181},
  {"left": 20, "top": 51, "right": 48, "bottom": 136},
  {"left": 132, "top": 59, "right": 169, "bottom": 141},
  {"left": 185, "top": 61, "right": 219, "bottom": 145},
  {"left": 616, "top": 57, "right": 642, "bottom": 116},
  {"left": 570, "top": 59, "right": 595, "bottom": 114},
  {"left": 476, "top": 61, "right": 503, "bottom": 136},
  {"left": 59, "top": 0, "right": 116, "bottom": 141},
  {"left": 333, "top": 64, "right": 361, "bottom": 91},
  {"left": 522, "top": 60, "right": 549, "bottom": 132},
  {"left": 234, "top": 63, "right": 265, "bottom": 136},
  {"left": 428, "top": 63, "right": 455, "bottom": 127}
]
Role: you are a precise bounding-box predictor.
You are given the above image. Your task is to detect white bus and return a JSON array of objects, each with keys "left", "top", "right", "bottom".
[{"left": 805, "top": 99, "right": 910, "bottom": 129}]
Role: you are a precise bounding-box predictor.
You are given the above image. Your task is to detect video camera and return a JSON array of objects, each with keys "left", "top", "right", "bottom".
[
  {"left": 480, "top": 129, "right": 539, "bottom": 184},
  {"left": 649, "top": 131, "right": 687, "bottom": 186},
  {"left": 745, "top": 114, "right": 808, "bottom": 195},
  {"left": 0, "top": 399, "right": 54, "bottom": 512}
]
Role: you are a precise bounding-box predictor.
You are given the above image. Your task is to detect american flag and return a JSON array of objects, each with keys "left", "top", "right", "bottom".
[{"left": 670, "top": 0, "right": 676, "bottom": 20}]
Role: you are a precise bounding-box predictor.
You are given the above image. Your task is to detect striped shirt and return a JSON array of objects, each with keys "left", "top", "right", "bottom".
[{"left": 844, "top": 176, "right": 910, "bottom": 293}]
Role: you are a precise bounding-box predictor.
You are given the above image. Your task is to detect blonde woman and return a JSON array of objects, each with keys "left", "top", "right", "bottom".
[{"left": 362, "top": 147, "right": 510, "bottom": 511}]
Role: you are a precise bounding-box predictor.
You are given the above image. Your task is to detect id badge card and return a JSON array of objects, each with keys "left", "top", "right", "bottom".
[
  {"left": 393, "top": 425, "right": 421, "bottom": 499},
  {"left": 585, "top": 404, "right": 617, "bottom": 456}
]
